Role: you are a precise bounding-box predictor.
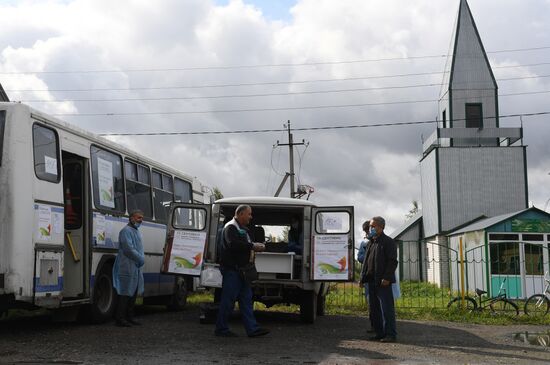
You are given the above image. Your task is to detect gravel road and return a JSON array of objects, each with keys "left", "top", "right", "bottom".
[{"left": 0, "top": 306, "right": 548, "bottom": 364}]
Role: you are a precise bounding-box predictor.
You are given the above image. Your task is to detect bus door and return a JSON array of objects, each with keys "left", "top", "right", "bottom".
[
  {"left": 161, "top": 203, "right": 211, "bottom": 277},
  {"left": 62, "top": 152, "right": 88, "bottom": 299},
  {"left": 310, "top": 206, "right": 355, "bottom": 281}
]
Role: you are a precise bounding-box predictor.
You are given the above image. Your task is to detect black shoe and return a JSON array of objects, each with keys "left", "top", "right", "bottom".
[
  {"left": 248, "top": 328, "right": 270, "bottom": 337},
  {"left": 380, "top": 336, "right": 396, "bottom": 343},
  {"left": 367, "top": 335, "right": 385, "bottom": 341},
  {"left": 127, "top": 318, "right": 141, "bottom": 326},
  {"left": 215, "top": 330, "right": 238, "bottom": 337},
  {"left": 115, "top": 320, "right": 132, "bottom": 327}
]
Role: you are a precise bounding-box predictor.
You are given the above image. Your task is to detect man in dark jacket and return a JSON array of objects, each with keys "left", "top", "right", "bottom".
[
  {"left": 215, "top": 205, "right": 269, "bottom": 338},
  {"left": 361, "top": 216, "right": 398, "bottom": 342}
]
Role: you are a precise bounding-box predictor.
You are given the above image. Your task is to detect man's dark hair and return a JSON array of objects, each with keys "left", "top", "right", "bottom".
[
  {"left": 362, "top": 220, "right": 370, "bottom": 232},
  {"left": 129, "top": 209, "right": 144, "bottom": 218},
  {"left": 235, "top": 205, "right": 251, "bottom": 216},
  {"left": 371, "top": 216, "right": 386, "bottom": 229}
]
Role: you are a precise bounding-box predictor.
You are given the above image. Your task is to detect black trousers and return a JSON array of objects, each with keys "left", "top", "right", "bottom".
[
  {"left": 367, "top": 282, "right": 397, "bottom": 338},
  {"left": 115, "top": 291, "right": 137, "bottom": 322}
]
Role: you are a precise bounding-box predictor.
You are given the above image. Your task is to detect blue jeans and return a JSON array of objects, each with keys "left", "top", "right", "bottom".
[
  {"left": 368, "top": 283, "right": 397, "bottom": 338},
  {"left": 215, "top": 268, "right": 259, "bottom": 335}
]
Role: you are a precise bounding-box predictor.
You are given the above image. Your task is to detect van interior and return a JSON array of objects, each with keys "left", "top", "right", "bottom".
[{"left": 216, "top": 205, "right": 305, "bottom": 280}]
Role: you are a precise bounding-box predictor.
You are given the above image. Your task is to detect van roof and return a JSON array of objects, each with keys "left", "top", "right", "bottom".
[{"left": 215, "top": 196, "right": 316, "bottom": 207}]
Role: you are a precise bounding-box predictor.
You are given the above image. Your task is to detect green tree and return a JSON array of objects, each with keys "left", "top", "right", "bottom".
[
  {"left": 405, "top": 200, "right": 419, "bottom": 220},
  {"left": 212, "top": 187, "right": 224, "bottom": 200}
]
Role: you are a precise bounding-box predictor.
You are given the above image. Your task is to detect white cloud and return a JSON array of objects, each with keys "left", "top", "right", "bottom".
[{"left": 1, "top": 0, "right": 549, "bottom": 241}]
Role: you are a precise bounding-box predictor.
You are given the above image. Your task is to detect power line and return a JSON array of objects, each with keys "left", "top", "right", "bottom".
[
  {"left": 52, "top": 89, "right": 550, "bottom": 117},
  {"left": 97, "top": 111, "right": 550, "bottom": 136},
  {"left": 17, "top": 74, "right": 550, "bottom": 103},
  {"left": 1, "top": 46, "right": 549, "bottom": 75},
  {"left": 5, "top": 62, "right": 550, "bottom": 93}
]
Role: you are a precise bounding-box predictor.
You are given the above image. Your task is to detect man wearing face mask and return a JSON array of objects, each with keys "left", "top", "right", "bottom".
[
  {"left": 113, "top": 209, "right": 145, "bottom": 327},
  {"left": 361, "top": 216, "right": 398, "bottom": 342},
  {"left": 359, "top": 220, "right": 401, "bottom": 332}
]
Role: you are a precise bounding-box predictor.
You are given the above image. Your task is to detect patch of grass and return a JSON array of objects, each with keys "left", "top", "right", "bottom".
[
  {"left": 186, "top": 281, "right": 550, "bottom": 325},
  {"left": 326, "top": 281, "right": 550, "bottom": 325},
  {"left": 187, "top": 290, "right": 214, "bottom": 306},
  {"left": 0, "top": 308, "right": 50, "bottom": 321}
]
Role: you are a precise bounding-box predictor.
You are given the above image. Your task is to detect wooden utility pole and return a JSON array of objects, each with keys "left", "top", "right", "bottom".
[{"left": 274, "top": 121, "right": 307, "bottom": 198}]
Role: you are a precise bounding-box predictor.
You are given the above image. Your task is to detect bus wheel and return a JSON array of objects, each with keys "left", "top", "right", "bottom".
[
  {"left": 90, "top": 263, "right": 116, "bottom": 323},
  {"left": 167, "top": 277, "right": 188, "bottom": 311},
  {"left": 300, "top": 290, "right": 317, "bottom": 324}
]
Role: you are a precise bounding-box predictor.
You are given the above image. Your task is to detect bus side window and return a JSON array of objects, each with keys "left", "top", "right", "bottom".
[
  {"left": 152, "top": 170, "right": 173, "bottom": 223},
  {"left": 32, "top": 123, "right": 60, "bottom": 183},
  {"left": 125, "top": 160, "right": 153, "bottom": 218},
  {"left": 90, "top": 145, "right": 125, "bottom": 213},
  {"left": 174, "top": 177, "right": 192, "bottom": 203}
]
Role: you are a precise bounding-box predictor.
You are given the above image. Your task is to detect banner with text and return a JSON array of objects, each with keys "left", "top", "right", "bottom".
[
  {"left": 312, "top": 234, "right": 349, "bottom": 280},
  {"left": 165, "top": 230, "right": 206, "bottom": 276}
]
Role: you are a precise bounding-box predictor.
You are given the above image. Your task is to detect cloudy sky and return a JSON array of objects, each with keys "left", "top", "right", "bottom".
[{"left": 1, "top": 0, "right": 549, "bottom": 239}]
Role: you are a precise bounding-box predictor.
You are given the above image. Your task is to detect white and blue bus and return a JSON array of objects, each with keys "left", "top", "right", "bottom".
[{"left": 0, "top": 102, "right": 204, "bottom": 322}]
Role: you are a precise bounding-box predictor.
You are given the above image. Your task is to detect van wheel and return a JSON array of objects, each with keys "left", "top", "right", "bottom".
[
  {"left": 167, "top": 277, "right": 188, "bottom": 311},
  {"left": 90, "top": 263, "right": 116, "bottom": 323},
  {"left": 300, "top": 290, "right": 317, "bottom": 323},
  {"left": 316, "top": 293, "right": 326, "bottom": 316}
]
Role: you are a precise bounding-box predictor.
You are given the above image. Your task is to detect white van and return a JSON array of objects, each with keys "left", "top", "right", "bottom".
[{"left": 162, "top": 196, "right": 354, "bottom": 323}]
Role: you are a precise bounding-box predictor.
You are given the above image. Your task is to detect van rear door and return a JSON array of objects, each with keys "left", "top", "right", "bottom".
[
  {"left": 310, "top": 206, "right": 354, "bottom": 281},
  {"left": 161, "top": 203, "right": 211, "bottom": 276}
]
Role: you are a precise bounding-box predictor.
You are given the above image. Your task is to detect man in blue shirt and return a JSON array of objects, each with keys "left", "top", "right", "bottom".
[{"left": 113, "top": 209, "right": 145, "bottom": 327}]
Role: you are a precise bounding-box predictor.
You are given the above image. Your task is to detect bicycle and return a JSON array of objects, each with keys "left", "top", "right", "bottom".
[
  {"left": 524, "top": 272, "right": 550, "bottom": 317},
  {"left": 447, "top": 278, "right": 519, "bottom": 317}
]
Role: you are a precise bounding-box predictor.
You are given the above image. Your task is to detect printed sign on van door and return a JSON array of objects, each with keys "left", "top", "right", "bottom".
[
  {"left": 313, "top": 234, "right": 349, "bottom": 280},
  {"left": 166, "top": 230, "right": 206, "bottom": 276}
]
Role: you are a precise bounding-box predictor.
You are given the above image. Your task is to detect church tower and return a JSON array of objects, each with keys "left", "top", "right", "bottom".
[{"left": 420, "top": 0, "right": 527, "bottom": 239}]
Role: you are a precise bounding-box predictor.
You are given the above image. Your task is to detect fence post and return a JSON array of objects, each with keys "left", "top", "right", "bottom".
[{"left": 459, "top": 236, "right": 466, "bottom": 308}]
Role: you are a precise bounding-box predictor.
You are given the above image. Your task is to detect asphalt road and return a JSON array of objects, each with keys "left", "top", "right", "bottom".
[{"left": 0, "top": 305, "right": 549, "bottom": 364}]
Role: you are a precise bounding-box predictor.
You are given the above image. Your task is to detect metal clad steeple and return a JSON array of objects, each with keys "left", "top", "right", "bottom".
[{"left": 439, "top": 0, "right": 498, "bottom": 133}]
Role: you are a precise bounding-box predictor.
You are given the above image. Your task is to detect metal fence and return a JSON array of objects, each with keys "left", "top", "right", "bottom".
[{"left": 326, "top": 239, "right": 550, "bottom": 310}]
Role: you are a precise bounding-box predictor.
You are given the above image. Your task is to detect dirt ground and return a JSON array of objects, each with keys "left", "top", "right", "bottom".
[{"left": 0, "top": 305, "right": 549, "bottom": 365}]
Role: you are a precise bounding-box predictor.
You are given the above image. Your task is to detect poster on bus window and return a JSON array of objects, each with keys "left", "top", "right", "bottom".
[
  {"left": 312, "top": 234, "right": 349, "bottom": 280},
  {"left": 97, "top": 158, "right": 115, "bottom": 208},
  {"left": 37, "top": 205, "right": 52, "bottom": 241},
  {"left": 165, "top": 230, "right": 206, "bottom": 276},
  {"left": 44, "top": 156, "right": 57, "bottom": 176}
]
